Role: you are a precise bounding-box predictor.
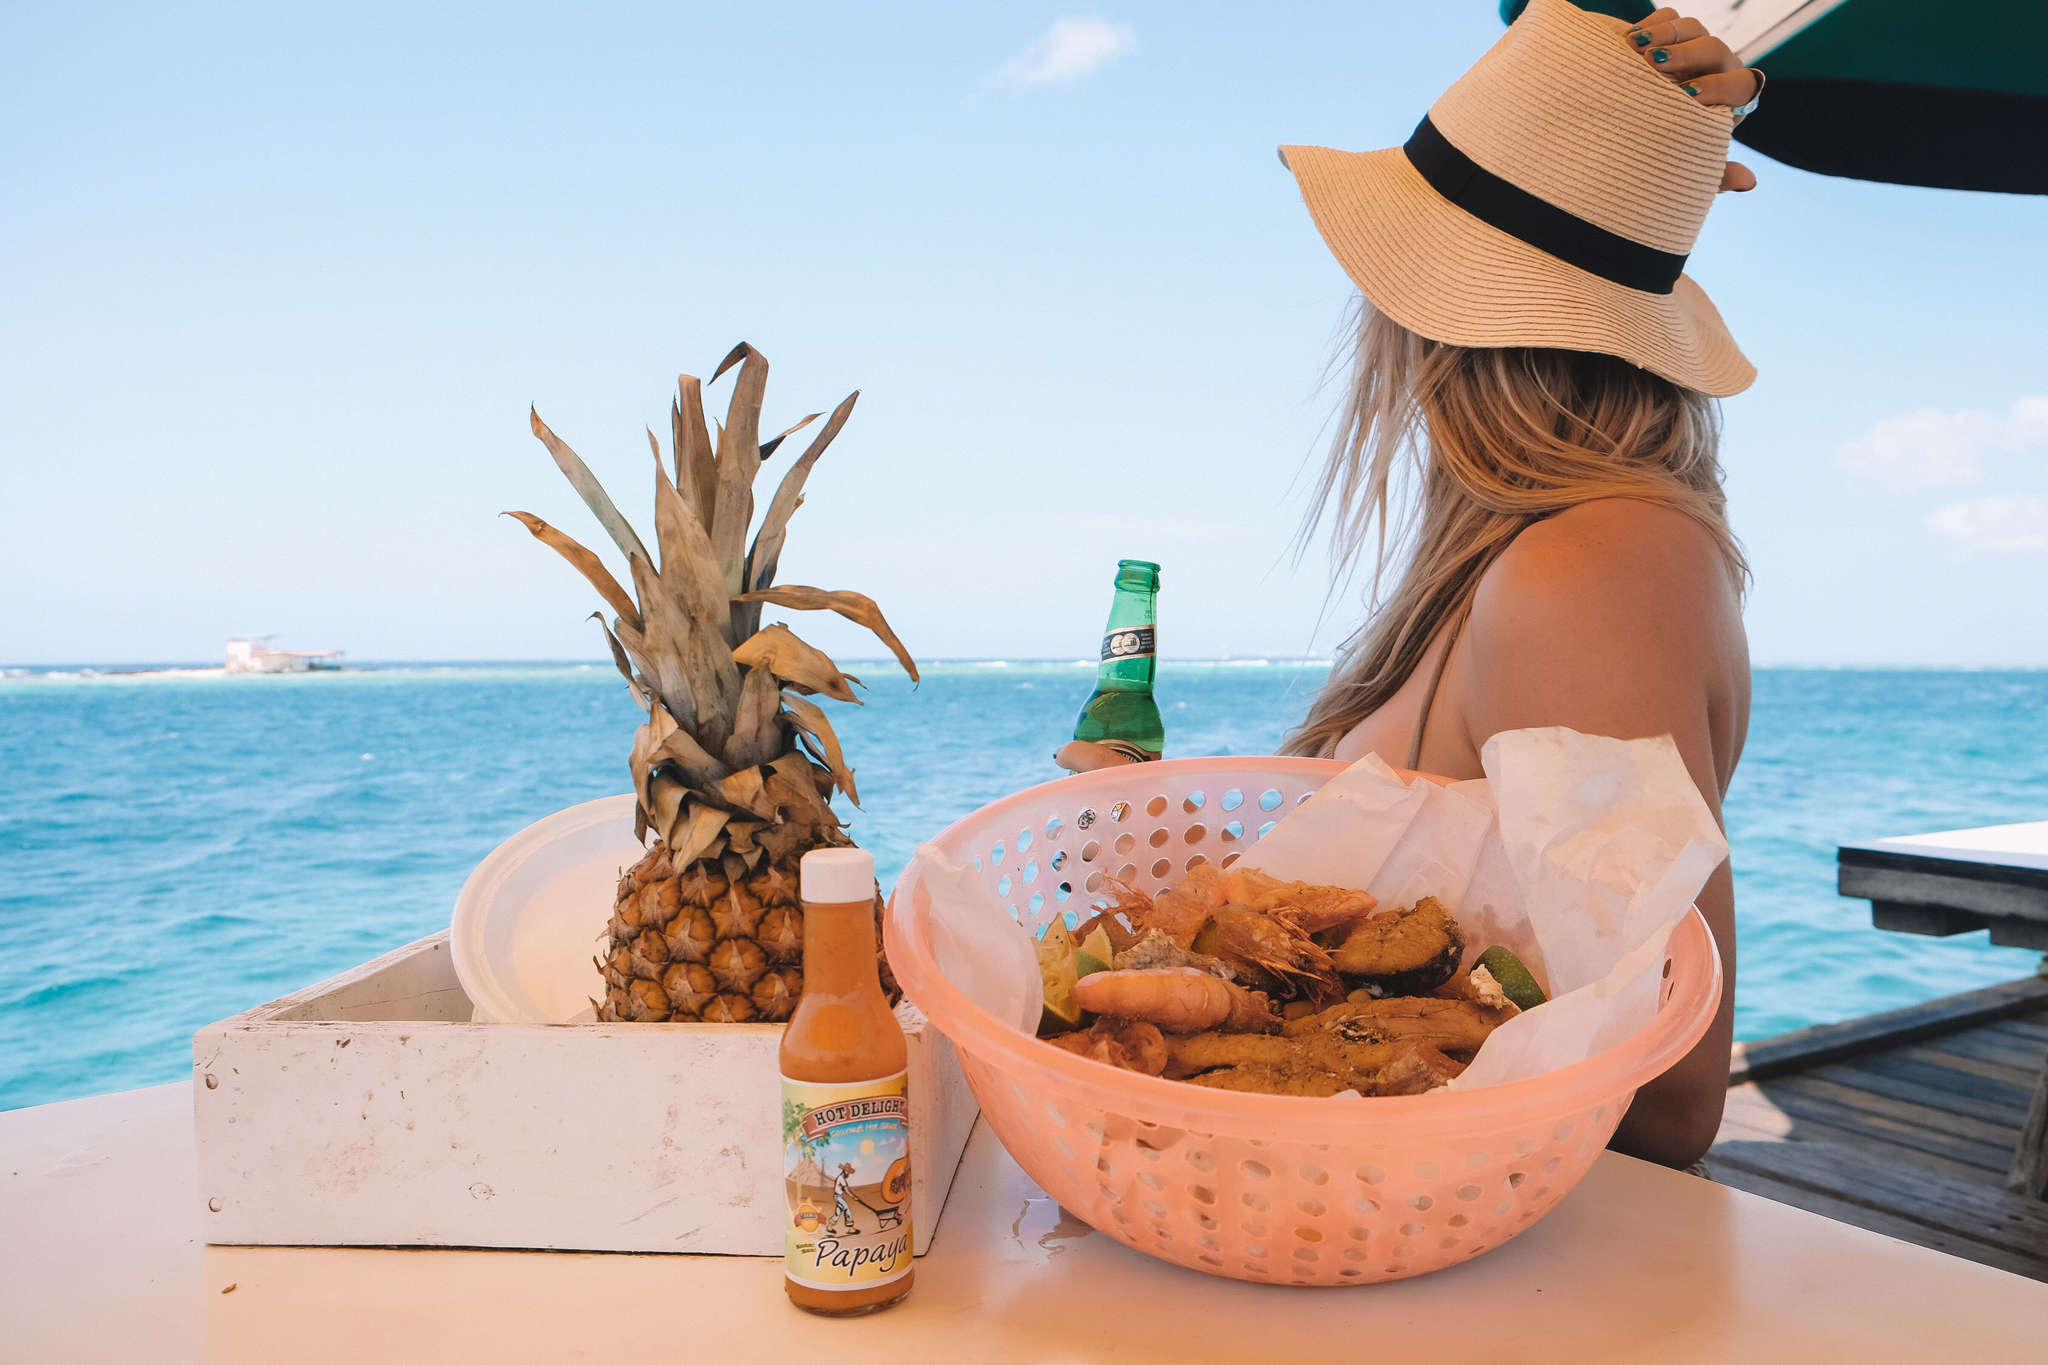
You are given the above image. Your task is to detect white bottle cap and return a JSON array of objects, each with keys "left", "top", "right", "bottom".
[{"left": 800, "top": 847, "right": 876, "bottom": 904}]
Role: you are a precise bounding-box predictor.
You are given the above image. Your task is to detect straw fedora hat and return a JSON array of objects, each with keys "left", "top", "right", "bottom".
[{"left": 1281, "top": 0, "right": 1755, "bottom": 396}]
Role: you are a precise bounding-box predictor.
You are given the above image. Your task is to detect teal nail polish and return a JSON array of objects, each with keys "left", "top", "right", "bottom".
[
  {"left": 1681, "top": 82, "right": 1700, "bottom": 96},
  {"left": 1651, "top": 48, "right": 1670, "bottom": 63},
  {"left": 1631, "top": 31, "right": 1652, "bottom": 47}
]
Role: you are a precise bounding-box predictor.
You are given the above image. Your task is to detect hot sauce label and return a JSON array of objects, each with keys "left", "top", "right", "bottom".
[{"left": 781, "top": 1070, "right": 912, "bottom": 1291}]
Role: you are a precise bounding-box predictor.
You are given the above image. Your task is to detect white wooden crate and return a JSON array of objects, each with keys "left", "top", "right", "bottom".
[{"left": 192, "top": 932, "right": 977, "bottom": 1255}]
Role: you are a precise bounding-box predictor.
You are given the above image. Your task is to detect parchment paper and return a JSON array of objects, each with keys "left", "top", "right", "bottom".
[{"left": 909, "top": 727, "right": 1727, "bottom": 1090}]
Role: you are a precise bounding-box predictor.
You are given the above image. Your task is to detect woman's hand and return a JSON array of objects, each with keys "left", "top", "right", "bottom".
[
  {"left": 1627, "top": 8, "right": 1763, "bottom": 192},
  {"left": 1053, "top": 740, "right": 1141, "bottom": 773}
]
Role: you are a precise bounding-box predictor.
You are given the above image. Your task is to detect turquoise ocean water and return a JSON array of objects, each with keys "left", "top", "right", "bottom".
[{"left": 1, "top": 662, "right": 2041, "bottom": 1110}]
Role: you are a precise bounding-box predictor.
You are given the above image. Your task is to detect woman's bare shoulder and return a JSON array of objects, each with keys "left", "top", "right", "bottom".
[{"left": 1475, "top": 499, "right": 1737, "bottom": 624}]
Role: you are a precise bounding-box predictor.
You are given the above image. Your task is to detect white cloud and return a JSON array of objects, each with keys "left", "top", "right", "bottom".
[
  {"left": 996, "top": 17, "right": 1135, "bottom": 87},
  {"left": 1833, "top": 395, "right": 2048, "bottom": 492},
  {"left": 1926, "top": 493, "right": 2048, "bottom": 554}
]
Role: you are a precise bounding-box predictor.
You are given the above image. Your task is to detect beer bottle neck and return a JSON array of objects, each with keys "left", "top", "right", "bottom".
[{"left": 1096, "top": 567, "right": 1157, "bottom": 691}]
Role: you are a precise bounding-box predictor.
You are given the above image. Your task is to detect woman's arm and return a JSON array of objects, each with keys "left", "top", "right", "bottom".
[{"left": 1457, "top": 500, "right": 1747, "bottom": 1169}]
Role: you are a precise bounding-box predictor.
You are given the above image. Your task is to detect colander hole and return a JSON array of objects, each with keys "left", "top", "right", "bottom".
[
  {"left": 1493, "top": 1201, "right": 1512, "bottom": 1216},
  {"left": 1242, "top": 1220, "right": 1270, "bottom": 1238},
  {"left": 1084, "top": 872, "right": 1105, "bottom": 892},
  {"left": 1081, "top": 840, "right": 1101, "bottom": 863},
  {"left": 1109, "top": 801, "right": 1130, "bottom": 823},
  {"left": 1150, "top": 1226, "right": 1170, "bottom": 1241},
  {"left": 1115, "top": 863, "right": 1138, "bottom": 883},
  {"left": 1514, "top": 1139, "right": 1537, "bottom": 1158},
  {"left": 1045, "top": 816, "right": 1064, "bottom": 838},
  {"left": 1408, "top": 1194, "right": 1433, "bottom": 1211},
  {"left": 1507, "top": 1172, "right": 1527, "bottom": 1189},
  {"left": 1394, "top": 1245, "right": 1414, "bottom": 1259},
  {"left": 1340, "top": 1267, "right": 1361, "bottom": 1278},
  {"left": 1077, "top": 808, "right": 1097, "bottom": 830},
  {"left": 1189, "top": 1186, "right": 1216, "bottom": 1205},
  {"left": 1113, "top": 833, "right": 1136, "bottom": 855},
  {"left": 1028, "top": 892, "right": 1045, "bottom": 913},
  {"left": 1242, "top": 1192, "right": 1269, "bottom": 1212},
  {"left": 1052, "top": 1136, "right": 1075, "bottom": 1160},
  {"left": 991, "top": 842, "right": 1006, "bottom": 863},
  {"left": 1296, "top": 1199, "right": 1326, "bottom": 1217},
  {"left": 1148, "top": 828, "right": 1170, "bottom": 849},
  {"left": 1097, "top": 1156, "right": 1114, "bottom": 1175},
  {"left": 1184, "top": 823, "right": 1207, "bottom": 845},
  {"left": 1293, "top": 1248, "right": 1318, "bottom": 1263},
  {"left": 1449, "top": 1214, "right": 1469, "bottom": 1228},
  {"left": 1198, "top": 1253, "right": 1223, "bottom": 1268},
  {"left": 1246, "top": 1244, "right": 1268, "bottom": 1259},
  {"left": 1297, "top": 792, "right": 1313, "bottom": 805},
  {"left": 1458, "top": 1185, "right": 1482, "bottom": 1202},
  {"left": 1017, "top": 828, "right": 1033, "bottom": 852},
  {"left": 996, "top": 874, "right": 1013, "bottom": 897},
  {"left": 1196, "top": 1233, "right": 1219, "bottom": 1250},
  {"left": 1246, "top": 1138, "right": 1273, "bottom": 1149},
  {"left": 1440, "top": 1236, "right": 1461, "bottom": 1250},
  {"left": 1185, "top": 1150, "right": 1214, "bottom": 1173},
  {"left": 1240, "top": 1160, "right": 1272, "bottom": 1181},
  {"left": 1112, "top": 1207, "right": 1133, "bottom": 1224},
  {"left": 1591, "top": 1105, "right": 1607, "bottom": 1124},
  {"left": 1299, "top": 1163, "right": 1329, "bottom": 1186},
  {"left": 1400, "top": 1222, "right": 1423, "bottom": 1238},
  {"left": 1256, "top": 821, "right": 1277, "bottom": 839},
  {"left": 1467, "top": 1245, "right": 1487, "bottom": 1257},
  {"left": 1518, "top": 1209, "right": 1536, "bottom": 1223},
  {"left": 1412, "top": 1161, "right": 1440, "bottom": 1181},
  {"left": 1543, "top": 1156, "right": 1561, "bottom": 1174},
  {"left": 1662, "top": 957, "right": 1673, "bottom": 979},
  {"left": 1136, "top": 1144, "right": 1163, "bottom": 1162},
  {"left": 1196, "top": 1212, "right": 1218, "bottom": 1231},
  {"left": 1083, "top": 1121, "right": 1106, "bottom": 1142},
  {"left": 1343, "top": 1247, "right": 1368, "bottom": 1262},
  {"left": 1142, "top": 1199, "right": 1167, "bottom": 1219},
  {"left": 1146, "top": 795, "right": 1169, "bottom": 818},
  {"left": 1041, "top": 1101, "right": 1068, "bottom": 1127},
  {"left": 1150, "top": 859, "right": 1172, "bottom": 879},
  {"left": 1247, "top": 1264, "right": 1270, "bottom": 1277},
  {"left": 1221, "top": 788, "right": 1245, "bottom": 811},
  {"left": 1293, "top": 1225, "right": 1323, "bottom": 1242},
  {"left": 1465, "top": 1151, "right": 1490, "bottom": 1170},
  {"left": 1137, "top": 1170, "right": 1162, "bottom": 1191},
  {"left": 1098, "top": 1183, "right": 1118, "bottom": 1201},
  {"left": 1023, "top": 860, "right": 1040, "bottom": 883},
  {"left": 1221, "top": 853, "right": 1242, "bottom": 868},
  {"left": 1579, "top": 1139, "right": 1594, "bottom": 1156},
  {"left": 1008, "top": 1081, "right": 1029, "bottom": 1104},
  {"left": 1553, "top": 1120, "right": 1574, "bottom": 1141},
  {"left": 1351, "top": 1198, "right": 1378, "bottom": 1217},
  {"left": 1055, "top": 883, "right": 1072, "bottom": 902},
  {"left": 1532, "top": 1185, "right": 1550, "bottom": 1200},
  {"left": 1185, "top": 855, "right": 1210, "bottom": 871},
  {"left": 1258, "top": 789, "right": 1284, "bottom": 811},
  {"left": 1183, "top": 792, "right": 1206, "bottom": 812},
  {"left": 1356, "top": 1164, "right": 1385, "bottom": 1186},
  {"left": 1050, "top": 850, "right": 1068, "bottom": 874}
]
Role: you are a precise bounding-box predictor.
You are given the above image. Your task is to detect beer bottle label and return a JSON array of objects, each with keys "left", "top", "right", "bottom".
[
  {"left": 781, "top": 1070, "right": 913, "bottom": 1291},
  {"left": 1099, "top": 626, "right": 1156, "bottom": 662}
]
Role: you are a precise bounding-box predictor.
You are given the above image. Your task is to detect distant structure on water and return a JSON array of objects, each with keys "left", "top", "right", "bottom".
[{"left": 224, "top": 636, "right": 344, "bottom": 674}]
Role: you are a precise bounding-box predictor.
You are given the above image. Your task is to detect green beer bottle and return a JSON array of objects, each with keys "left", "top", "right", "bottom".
[{"left": 1072, "top": 559, "right": 1163, "bottom": 762}]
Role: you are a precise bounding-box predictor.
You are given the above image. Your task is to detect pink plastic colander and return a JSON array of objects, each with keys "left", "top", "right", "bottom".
[{"left": 885, "top": 756, "right": 1721, "bottom": 1286}]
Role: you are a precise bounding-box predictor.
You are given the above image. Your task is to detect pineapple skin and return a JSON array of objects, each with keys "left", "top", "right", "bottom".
[{"left": 600, "top": 844, "right": 896, "bottom": 1023}]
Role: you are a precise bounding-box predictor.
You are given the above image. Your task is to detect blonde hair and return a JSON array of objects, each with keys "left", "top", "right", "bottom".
[{"left": 1282, "top": 299, "right": 1745, "bottom": 759}]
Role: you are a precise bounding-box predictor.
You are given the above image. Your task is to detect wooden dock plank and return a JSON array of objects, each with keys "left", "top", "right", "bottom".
[
  {"left": 1780, "top": 1073, "right": 2023, "bottom": 1146},
  {"left": 1817, "top": 1055, "right": 2032, "bottom": 1129},
  {"left": 1719, "top": 1085, "right": 2006, "bottom": 1188},
  {"left": 1703, "top": 1153, "right": 2048, "bottom": 1280},
  {"left": 1895, "top": 1040, "right": 2041, "bottom": 1091},
  {"left": 1743, "top": 1079, "right": 2015, "bottom": 1177},
  {"left": 1985, "top": 1017, "right": 2048, "bottom": 1046},
  {"left": 1916, "top": 1028, "right": 2046, "bottom": 1075},
  {"left": 1728, "top": 977, "right": 2048, "bottom": 1085}
]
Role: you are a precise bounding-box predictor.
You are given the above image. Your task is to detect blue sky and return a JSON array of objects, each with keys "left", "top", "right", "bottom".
[{"left": 6, "top": 3, "right": 2044, "bottom": 666}]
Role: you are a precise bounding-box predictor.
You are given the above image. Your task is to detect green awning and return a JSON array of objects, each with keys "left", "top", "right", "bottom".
[{"left": 1501, "top": 1, "right": 2048, "bottom": 194}]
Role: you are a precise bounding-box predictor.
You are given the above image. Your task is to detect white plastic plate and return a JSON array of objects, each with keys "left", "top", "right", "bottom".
[{"left": 450, "top": 794, "right": 645, "bottom": 1024}]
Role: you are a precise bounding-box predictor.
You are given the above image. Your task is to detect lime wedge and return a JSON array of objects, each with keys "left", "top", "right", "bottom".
[
  {"left": 1078, "top": 925, "right": 1115, "bottom": 974},
  {"left": 1475, "top": 945, "right": 1547, "bottom": 1010},
  {"left": 1036, "top": 922, "right": 1081, "bottom": 1035}
]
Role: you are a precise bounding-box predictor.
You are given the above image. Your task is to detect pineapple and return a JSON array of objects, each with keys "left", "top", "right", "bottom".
[{"left": 508, "top": 344, "right": 915, "bottom": 1022}]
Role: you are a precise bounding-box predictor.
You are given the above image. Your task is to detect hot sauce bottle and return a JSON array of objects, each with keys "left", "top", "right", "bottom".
[{"left": 780, "top": 848, "right": 914, "bottom": 1315}]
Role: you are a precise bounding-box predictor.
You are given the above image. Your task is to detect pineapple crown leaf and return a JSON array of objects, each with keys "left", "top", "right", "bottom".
[
  {"left": 732, "top": 585, "right": 918, "bottom": 685},
  {"left": 502, "top": 510, "right": 641, "bottom": 631}
]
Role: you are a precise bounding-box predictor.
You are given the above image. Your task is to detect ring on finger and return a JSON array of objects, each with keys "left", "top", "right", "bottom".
[{"left": 1732, "top": 68, "right": 1765, "bottom": 121}]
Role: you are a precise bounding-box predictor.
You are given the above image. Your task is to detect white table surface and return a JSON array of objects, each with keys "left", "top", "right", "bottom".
[
  {"left": 5, "top": 1082, "right": 2046, "bottom": 1364},
  {"left": 1849, "top": 820, "right": 2048, "bottom": 873}
]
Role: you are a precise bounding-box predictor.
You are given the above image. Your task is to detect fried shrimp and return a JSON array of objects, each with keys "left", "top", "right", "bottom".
[
  {"left": 1072, "top": 968, "right": 1280, "bottom": 1034},
  {"left": 1044, "top": 1017, "right": 1169, "bottom": 1075}
]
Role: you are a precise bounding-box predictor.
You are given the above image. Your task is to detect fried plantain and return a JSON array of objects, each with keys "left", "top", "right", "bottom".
[{"left": 1330, "top": 896, "right": 1465, "bottom": 995}]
